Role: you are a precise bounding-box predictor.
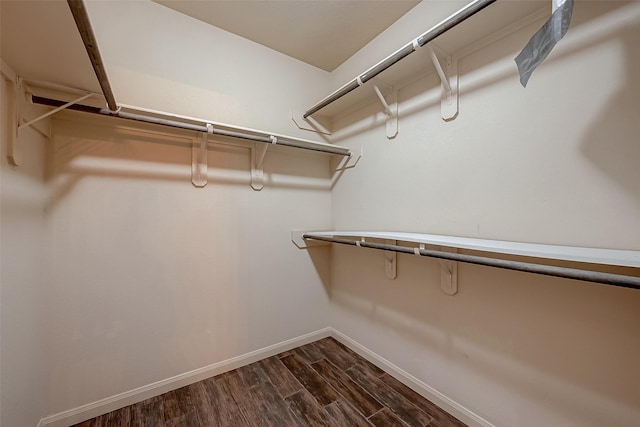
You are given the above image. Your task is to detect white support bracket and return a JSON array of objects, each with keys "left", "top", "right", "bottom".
[
  {"left": 427, "top": 45, "right": 458, "bottom": 121},
  {"left": 418, "top": 243, "right": 458, "bottom": 295},
  {"left": 4, "top": 69, "right": 95, "bottom": 166},
  {"left": 191, "top": 128, "right": 210, "bottom": 187},
  {"left": 439, "top": 247, "right": 458, "bottom": 295},
  {"left": 290, "top": 109, "right": 332, "bottom": 135},
  {"left": 291, "top": 230, "right": 332, "bottom": 249},
  {"left": 19, "top": 92, "right": 93, "bottom": 132},
  {"left": 384, "top": 239, "right": 397, "bottom": 280},
  {"left": 250, "top": 137, "right": 274, "bottom": 191},
  {"left": 7, "top": 76, "right": 22, "bottom": 165},
  {"left": 372, "top": 80, "right": 398, "bottom": 139},
  {"left": 334, "top": 145, "right": 363, "bottom": 171}
]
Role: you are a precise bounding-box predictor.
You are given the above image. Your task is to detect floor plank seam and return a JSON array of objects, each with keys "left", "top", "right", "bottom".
[{"left": 366, "top": 407, "right": 385, "bottom": 420}]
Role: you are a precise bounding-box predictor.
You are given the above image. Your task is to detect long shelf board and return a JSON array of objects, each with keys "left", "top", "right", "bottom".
[{"left": 304, "top": 231, "right": 640, "bottom": 268}]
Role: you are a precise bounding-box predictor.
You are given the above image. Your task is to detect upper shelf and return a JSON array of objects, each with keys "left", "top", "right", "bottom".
[
  {"left": 303, "top": 231, "right": 640, "bottom": 268},
  {"left": 307, "top": 0, "right": 547, "bottom": 119},
  {"left": 0, "top": 0, "right": 102, "bottom": 94}
]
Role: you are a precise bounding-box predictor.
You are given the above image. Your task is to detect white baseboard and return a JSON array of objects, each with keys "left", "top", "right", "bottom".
[
  {"left": 330, "top": 329, "right": 495, "bottom": 427},
  {"left": 38, "top": 326, "right": 492, "bottom": 427},
  {"left": 38, "top": 327, "right": 332, "bottom": 427}
]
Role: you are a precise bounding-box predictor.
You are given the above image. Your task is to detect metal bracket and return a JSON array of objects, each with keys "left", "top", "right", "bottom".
[
  {"left": 427, "top": 45, "right": 458, "bottom": 121},
  {"left": 384, "top": 239, "right": 397, "bottom": 279},
  {"left": 4, "top": 69, "right": 94, "bottom": 166},
  {"left": 372, "top": 81, "right": 398, "bottom": 139},
  {"left": 417, "top": 243, "right": 458, "bottom": 295},
  {"left": 192, "top": 130, "right": 209, "bottom": 187},
  {"left": 290, "top": 109, "right": 332, "bottom": 135},
  {"left": 334, "top": 145, "right": 363, "bottom": 171},
  {"left": 291, "top": 230, "right": 332, "bottom": 249},
  {"left": 1, "top": 61, "right": 18, "bottom": 159},
  {"left": 439, "top": 247, "right": 458, "bottom": 295},
  {"left": 250, "top": 142, "right": 269, "bottom": 191},
  {"left": 7, "top": 77, "right": 22, "bottom": 165},
  {"left": 20, "top": 92, "right": 93, "bottom": 132}
]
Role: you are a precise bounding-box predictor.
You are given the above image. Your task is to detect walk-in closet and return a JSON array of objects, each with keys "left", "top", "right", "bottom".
[{"left": 1, "top": 1, "right": 639, "bottom": 426}]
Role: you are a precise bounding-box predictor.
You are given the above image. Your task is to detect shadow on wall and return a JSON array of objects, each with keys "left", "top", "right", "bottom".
[
  {"left": 580, "top": 22, "right": 640, "bottom": 203},
  {"left": 46, "top": 112, "right": 334, "bottom": 209},
  {"left": 328, "top": 244, "right": 640, "bottom": 426},
  {"left": 329, "top": 1, "right": 636, "bottom": 145}
]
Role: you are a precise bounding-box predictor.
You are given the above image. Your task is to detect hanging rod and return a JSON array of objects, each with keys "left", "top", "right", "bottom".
[
  {"left": 67, "top": 0, "right": 118, "bottom": 112},
  {"left": 31, "top": 96, "right": 351, "bottom": 156},
  {"left": 303, "top": 234, "right": 640, "bottom": 290},
  {"left": 303, "top": 0, "right": 497, "bottom": 118}
]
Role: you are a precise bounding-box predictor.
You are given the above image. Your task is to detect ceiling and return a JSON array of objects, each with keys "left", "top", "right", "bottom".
[{"left": 151, "top": 0, "right": 421, "bottom": 72}]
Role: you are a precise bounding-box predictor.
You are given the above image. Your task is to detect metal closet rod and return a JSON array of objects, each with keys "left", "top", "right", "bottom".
[
  {"left": 303, "top": 0, "right": 497, "bottom": 118},
  {"left": 31, "top": 96, "right": 351, "bottom": 156},
  {"left": 303, "top": 235, "right": 640, "bottom": 290},
  {"left": 67, "top": 0, "right": 118, "bottom": 112}
]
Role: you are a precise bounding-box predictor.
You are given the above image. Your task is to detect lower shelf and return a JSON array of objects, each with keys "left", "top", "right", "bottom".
[
  {"left": 301, "top": 231, "right": 640, "bottom": 268},
  {"left": 294, "top": 230, "right": 640, "bottom": 291}
]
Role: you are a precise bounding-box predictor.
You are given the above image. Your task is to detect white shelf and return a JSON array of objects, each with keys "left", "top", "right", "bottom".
[{"left": 303, "top": 231, "right": 640, "bottom": 268}]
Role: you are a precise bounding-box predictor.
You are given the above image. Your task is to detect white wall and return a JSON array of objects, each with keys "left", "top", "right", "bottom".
[
  {"left": 44, "top": 114, "right": 333, "bottom": 416},
  {"left": 0, "top": 74, "right": 48, "bottom": 427},
  {"left": 329, "top": 2, "right": 640, "bottom": 427},
  {"left": 37, "top": 0, "right": 335, "bottom": 419}
]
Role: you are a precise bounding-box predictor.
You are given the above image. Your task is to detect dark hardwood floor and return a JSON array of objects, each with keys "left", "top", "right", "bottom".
[{"left": 72, "top": 338, "right": 466, "bottom": 427}]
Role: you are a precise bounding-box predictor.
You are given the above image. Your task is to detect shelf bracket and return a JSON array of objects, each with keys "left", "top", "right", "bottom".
[
  {"left": 291, "top": 230, "right": 332, "bottom": 249},
  {"left": 7, "top": 77, "right": 21, "bottom": 165},
  {"left": 191, "top": 129, "right": 209, "bottom": 187},
  {"left": 439, "top": 247, "right": 458, "bottom": 295},
  {"left": 250, "top": 138, "right": 272, "bottom": 191},
  {"left": 384, "top": 239, "right": 397, "bottom": 280},
  {"left": 427, "top": 45, "right": 458, "bottom": 121},
  {"left": 417, "top": 243, "right": 458, "bottom": 295},
  {"left": 20, "top": 92, "right": 93, "bottom": 132},
  {"left": 1, "top": 61, "right": 20, "bottom": 165},
  {"left": 372, "top": 81, "right": 398, "bottom": 139},
  {"left": 290, "top": 109, "right": 332, "bottom": 135},
  {"left": 5, "top": 71, "right": 93, "bottom": 166},
  {"left": 334, "top": 145, "right": 362, "bottom": 171},
  {"left": 8, "top": 77, "right": 59, "bottom": 166}
]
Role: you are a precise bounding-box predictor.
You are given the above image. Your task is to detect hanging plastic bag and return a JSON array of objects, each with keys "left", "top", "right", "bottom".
[{"left": 515, "top": 0, "right": 574, "bottom": 87}]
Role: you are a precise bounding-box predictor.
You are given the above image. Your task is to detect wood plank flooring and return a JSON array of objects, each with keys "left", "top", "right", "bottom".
[{"left": 72, "top": 338, "right": 466, "bottom": 427}]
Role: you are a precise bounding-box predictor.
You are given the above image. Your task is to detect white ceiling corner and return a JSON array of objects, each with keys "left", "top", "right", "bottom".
[{"left": 151, "top": 0, "right": 421, "bottom": 72}]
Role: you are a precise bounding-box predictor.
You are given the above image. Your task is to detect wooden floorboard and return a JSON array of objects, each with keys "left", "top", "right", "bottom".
[
  {"left": 324, "top": 399, "right": 372, "bottom": 427},
  {"left": 379, "top": 374, "right": 467, "bottom": 427},
  {"left": 369, "top": 408, "right": 410, "bottom": 427},
  {"left": 346, "top": 364, "right": 433, "bottom": 427},
  {"left": 285, "top": 389, "right": 332, "bottom": 427},
  {"left": 310, "top": 338, "right": 358, "bottom": 371},
  {"left": 258, "top": 356, "right": 303, "bottom": 398},
  {"left": 310, "top": 359, "right": 382, "bottom": 417},
  {"left": 280, "top": 353, "right": 340, "bottom": 406},
  {"left": 71, "top": 337, "right": 467, "bottom": 427}
]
